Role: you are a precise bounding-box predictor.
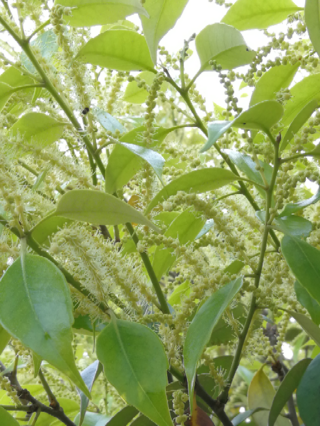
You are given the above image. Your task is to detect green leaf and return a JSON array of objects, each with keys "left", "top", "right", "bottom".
[
  {"left": 37, "top": 398, "right": 80, "bottom": 426},
  {"left": 278, "top": 187, "right": 320, "bottom": 217},
  {"left": 224, "top": 260, "right": 245, "bottom": 275},
  {"left": 0, "top": 82, "right": 17, "bottom": 111},
  {"left": 73, "top": 314, "right": 106, "bottom": 335},
  {"left": 201, "top": 101, "right": 284, "bottom": 152},
  {"left": 32, "top": 216, "right": 73, "bottom": 247},
  {"left": 54, "top": 0, "right": 148, "bottom": 27},
  {"left": 281, "top": 236, "right": 320, "bottom": 306},
  {"left": 104, "top": 406, "right": 139, "bottom": 426},
  {"left": 280, "top": 100, "right": 318, "bottom": 151},
  {"left": 101, "top": 20, "right": 138, "bottom": 32},
  {"left": 305, "top": 0, "right": 320, "bottom": 59},
  {"left": 223, "top": 149, "right": 272, "bottom": 197},
  {"left": 0, "top": 406, "right": 19, "bottom": 425},
  {"left": 195, "top": 219, "right": 214, "bottom": 239},
  {"left": 120, "top": 125, "right": 177, "bottom": 146},
  {"left": 195, "top": 23, "right": 255, "bottom": 71},
  {"left": 221, "top": 0, "right": 303, "bottom": 30},
  {"left": 248, "top": 367, "right": 290, "bottom": 426},
  {"left": 208, "top": 304, "right": 247, "bottom": 346},
  {"left": 282, "top": 74, "right": 320, "bottom": 126},
  {"left": 55, "top": 190, "right": 160, "bottom": 232},
  {"left": 130, "top": 415, "right": 156, "bottom": 426},
  {"left": 0, "top": 66, "right": 34, "bottom": 87},
  {"left": 9, "top": 113, "right": 66, "bottom": 147},
  {"left": 76, "top": 30, "right": 155, "bottom": 72},
  {"left": 237, "top": 365, "right": 254, "bottom": 384},
  {"left": 97, "top": 318, "right": 173, "bottom": 426},
  {"left": 94, "top": 108, "right": 126, "bottom": 134},
  {"left": 77, "top": 361, "right": 102, "bottom": 426},
  {"left": 32, "top": 168, "right": 49, "bottom": 192},
  {"left": 250, "top": 63, "right": 299, "bottom": 107},
  {"left": 297, "top": 354, "right": 320, "bottom": 425},
  {"left": 198, "top": 356, "right": 233, "bottom": 399},
  {"left": 153, "top": 210, "right": 205, "bottom": 280},
  {"left": 285, "top": 310, "right": 320, "bottom": 347},
  {"left": 74, "top": 412, "right": 111, "bottom": 426},
  {"left": 123, "top": 71, "right": 156, "bottom": 104},
  {"left": 268, "top": 358, "right": 312, "bottom": 426},
  {"left": 145, "top": 168, "right": 240, "bottom": 214},
  {"left": 256, "top": 211, "right": 313, "bottom": 238},
  {"left": 21, "top": 30, "right": 58, "bottom": 74},
  {"left": 184, "top": 277, "right": 243, "bottom": 413},
  {"left": 140, "top": 0, "right": 189, "bottom": 64},
  {"left": 294, "top": 281, "right": 320, "bottom": 325},
  {"left": 0, "top": 255, "right": 90, "bottom": 397},
  {"left": 231, "top": 408, "right": 268, "bottom": 426},
  {"left": 0, "top": 325, "right": 10, "bottom": 356},
  {"left": 168, "top": 281, "right": 191, "bottom": 306}
]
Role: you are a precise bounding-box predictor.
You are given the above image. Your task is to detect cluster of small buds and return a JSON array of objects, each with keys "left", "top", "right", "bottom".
[
  {"left": 106, "top": 71, "right": 127, "bottom": 114},
  {"left": 173, "top": 390, "right": 189, "bottom": 426},
  {"left": 202, "top": 353, "right": 226, "bottom": 388},
  {"left": 0, "top": 374, "right": 20, "bottom": 405},
  {"left": 143, "top": 73, "right": 165, "bottom": 145},
  {"left": 158, "top": 46, "right": 180, "bottom": 70},
  {"left": 276, "top": 88, "right": 292, "bottom": 104}
]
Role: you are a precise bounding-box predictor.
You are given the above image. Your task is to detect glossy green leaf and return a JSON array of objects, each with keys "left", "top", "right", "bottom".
[
  {"left": 184, "top": 277, "right": 243, "bottom": 412},
  {"left": 278, "top": 187, "right": 320, "bottom": 217},
  {"left": 21, "top": 30, "right": 58, "bottom": 74},
  {"left": 153, "top": 210, "right": 205, "bottom": 280},
  {"left": 248, "top": 367, "right": 290, "bottom": 426},
  {"left": 0, "top": 255, "right": 90, "bottom": 398},
  {"left": 305, "top": 0, "right": 320, "bottom": 58},
  {"left": 232, "top": 408, "right": 267, "bottom": 426},
  {"left": 168, "top": 281, "right": 191, "bottom": 306},
  {"left": 280, "top": 100, "right": 318, "bottom": 151},
  {"left": 0, "top": 325, "right": 10, "bottom": 356},
  {"left": 77, "top": 361, "right": 102, "bottom": 426},
  {"left": 54, "top": 0, "right": 148, "bottom": 27},
  {"left": 104, "top": 406, "right": 139, "bottom": 426},
  {"left": 201, "top": 101, "right": 284, "bottom": 152},
  {"left": 95, "top": 109, "right": 126, "bottom": 134},
  {"left": 297, "top": 354, "right": 320, "bottom": 425},
  {"left": 9, "top": 113, "right": 66, "bottom": 147},
  {"left": 269, "top": 358, "right": 312, "bottom": 426},
  {"left": 74, "top": 412, "right": 110, "bottom": 426},
  {"left": 282, "top": 74, "right": 320, "bottom": 126},
  {"left": 0, "top": 406, "right": 19, "bottom": 425},
  {"left": 32, "top": 216, "right": 73, "bottom": 247},
  {"left": 146, "top": 168, "right": 240, "bottom": 214},
  {"left": 55, "top": 190, "right": 160, "bottom": 232},
  {"left": 140, "top": 0, "right": 189, "bottom": 64},
  {"left": 285, "top": 310, "right": 320, "bottom": 347},
  {"left": 195, "top": 23, "right": 255, "bottom": 70},
  {"left": 256, "top": 211, "right": 312, "bottom": 238},
  {"left": 123, "top": 71, "right": 156, "bottom": 104},
  {"left": 76, "top": 30, "right": 155, "bottom": 72},
  {"left": 294, "top": 281, "right": 320, "bottom": 325},
  {"left": 223, "top": 149, "right": 273, "bottom": 197},
  {"left": 282, "top": 236, "right": 320, "bottom": 305},
  {"left": 250, "top": 63, "right": 299, "bottom": 106},
  {"left": 221, "top": 0, "right": 303, "bottom": 30},
  {"left": 97, "top": 318, "right": 173, "bottom": 426}
]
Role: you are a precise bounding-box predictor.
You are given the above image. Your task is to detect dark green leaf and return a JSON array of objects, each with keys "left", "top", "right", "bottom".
[
  {"left": 285, "top": 310, "right": 320, "bottom": 347},
  {"left": 0, "top": 325, "right": 10, "bottom": 356},
  {"left": 130, "top": 414, "right": 156, "bottom": 426},
  {"left": 106, "top": 406, "right": 139, "bottom": 426},
  {"left": 297, "top": 354, "right": 320, "bottom": 425},
  {"left": 294, "top": 281, "right": 320, "bottom": 325},
  {"left": 278, "top": 187, "right": 320, "bottom": 217}
]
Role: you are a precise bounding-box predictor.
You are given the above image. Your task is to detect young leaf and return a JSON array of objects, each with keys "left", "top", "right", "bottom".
[
  {"left": 282, "top": 74, "right": 320, "bottom": 126},
  {"left": 201, "top": 101, "right": 284, "bottom": 152},
  {"left": 281, "top": 236, "right": 320, "bottom": 305},
  {"left": 280, "top": 100, "right": 318, "bottom": 151},
  {"left": 123, "top": 71, "right": 156, "bottom": 104},
  {"left": 184, "top": 277, "right": 243, "bottom": 412},
  {"left": 77, "top": 361, "right": 103, "bottom": 426},
  {"left": 278, "top": 187, "right": 320, "bottom": 217},
  {"left": 76, "top": 30, "right": 155, "bottom": 72},
  {"left": 9, "top": 113, "right": 66, "bottom": 147},
  {"left": 297, "top": 354, "right": 320, "bottom": 425},
  {"left": 94, "top": 109, "right": 126, "bottom": 134},
  {"left": 0, "top": 255, "right": 90, "bottom": 398},
  {"left": 140, "top": 0, "right": 189, "bottom": 64},
  {"left": 195, "top": 23, "right": 255, "bottom": 70},
  {"left": 250, "top": 63, "right": 299, "bottom": 106},
  {"left": 54, "top": 0, "right": 148, "bottom": 27},
  {"left": 0, "top": 407, "right": 20, "bottom": 425},
  {"left": 105, "top": 406, "right": 139, "bottom": 426},
  {"left": 305, "top": 0, "right": 320, "bottom": 59},
  {"left": 221, "top": 0, "right": 303, "bottom": 31},
  {"left": 96, "top": 318, "right": 173, "bottom": 426},
  {"left": 268, "top": 358, "right": 312, "bottom": 426},
  {"left": 285, "top": 310, "right": 320, "bottom": 347},
  {"left": 168, "top": 281, "right": 191, "bottom": 306},
  {"left": 248, "top": 367, "right": 290, "bottom": 426},
  {"left": 55, "top": 190, "right": 160, "bottom": 232},
  {"left": 224, "top": 260, "right": 245, "bottom": 275},
  {"left": 294, "top": 281, "right": 320, "bottom": 325},
  {"left": 145, "top": 168, "right": 240, "bottom": 214}
]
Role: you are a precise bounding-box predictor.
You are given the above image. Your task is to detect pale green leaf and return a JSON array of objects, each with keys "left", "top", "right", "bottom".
[
  {"left": 123, "top": 71, "right": 156, "bottom": 104},
  {"left": 278, "top": 187, "right": 320, "bottom": 217},
  {"left": 0, "top": 255, "right": 90, "bottom": 397},
  {"left": 74, "top": 412, "right": 111, "bottom": 426},
  {"left": 146, "top": 168, "right": 240, "bottom": 214},
  {"left": 76, "top": 30, "right": 155, "bottom": 72},
  {"left": 55, "top": 189, "right": 160, "bottom": 232},
  {"left": 140, "top": 0, "right": 189, "bottom": 64},
  {"left": 21, "top": 30, "right": 58, "bottom": 74},
  {"left": 77, "top": 361, "right": 102, "bottom": 426},
  {"left": 221, "top": 0, "right": 303, "bottom": 30},
  {"left": 101, "top": 20, "right": 138, "bottom": 32},
  {"left": 97, "top": 318, "right": 173, "bottom": 426},
  {"left": 0, "top": 407, "right": 19, "bottom": 425},
  {"left": 201, "top": 101, "right": 284, "bottom": 152},
  {"left": 168, "top": 281, "right": 191, "bottom": 306},
  {"left": 305, "top": 0, "right": 320, "bottom": 58},
  {"left": 268, "top": 359, "right": 312, "bottom": 426},
  {"left": 0, "top": 82, "right": 17, "bottom": 111},
  {"left": 294, "top": 281, "right": 320, "bottom": 325},
  {"left": 9, "top": 113, "right": 66, "bottom": 147},
  {"left": 94, "top": 108, "right": 126, "bottom": 134},
  {"left": 195, "top": 219, "right": 214, "bottom": 239},
  {"left": 195, "top": 23, "right": 255, "bottom": 71},
  {"left": 32, "top": 216, "right": 73, "bottom": 247},
  {"left": 103, "top": 406, "right": 139, "bottom": 426},
  {"left": 54, "top": 0, "right": 148, "bottom": 27},
  {"left": 285, "top": 310, "right": 320, "bottom": 347},
  {"left": 184, "top": 277, "right": 243, "bottom": 413},
  {"left": 297, "top": 354, "right": 320, "bottom": 425},
  {"left": 0, "top": 66, "right": 34, "bottom": 87},
  {"left": 250, "top": 63, "right": 299, "bottom": 106},
  {"left": 232, "top": 408, "right": 268, "bottom": 426}
]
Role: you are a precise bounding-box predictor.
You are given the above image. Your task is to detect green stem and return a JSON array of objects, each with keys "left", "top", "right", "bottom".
[
  {"left": 38, "top": 369, "right": 59, "bottom": 409},
  {"left": 281, "top": 151, "right": 320, "bottom": 163},
  {"left": 185, "top": 65, "right": 205, "bottom": 92},
  {"left": 126, "top": 222, "right": 170, "bottom": 314},
  {"left": 27, "top": 19, "right": 50, "bottom": 42}
]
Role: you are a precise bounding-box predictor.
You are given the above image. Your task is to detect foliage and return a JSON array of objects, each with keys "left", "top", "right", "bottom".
[{"left": 0, "top": 1, "right": 320, "bottom": 426}]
